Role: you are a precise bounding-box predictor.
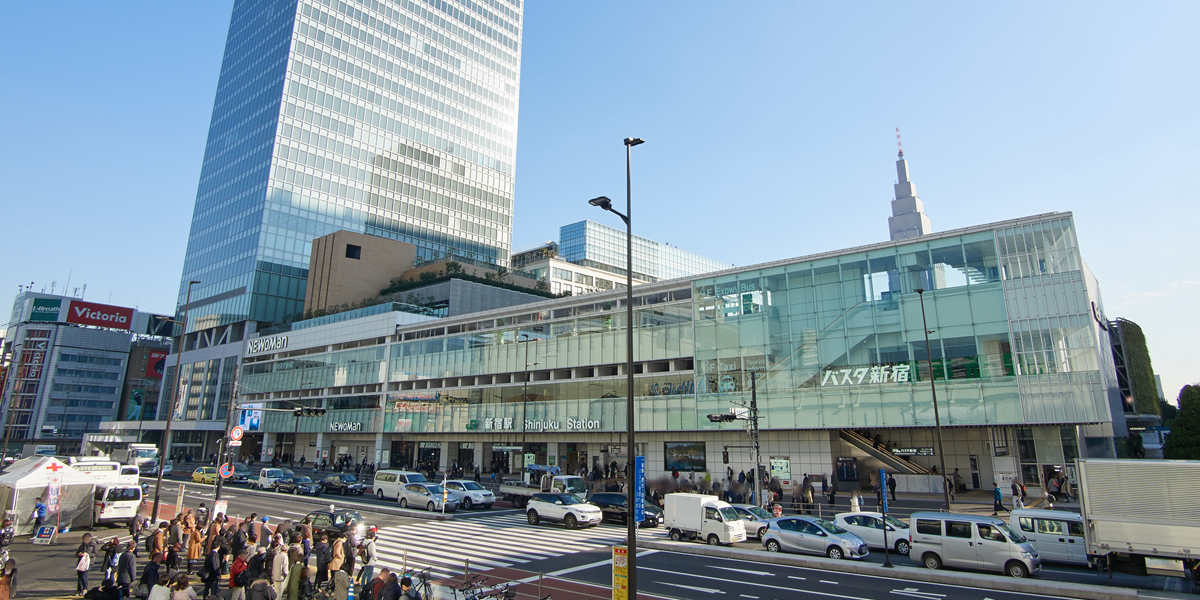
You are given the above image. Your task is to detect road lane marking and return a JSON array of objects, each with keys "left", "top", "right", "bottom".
[
  {"left": 639, "top": 567, "right": 871, "bottom": 600},
  {"left": 709, "top": 565, "right": 774, "bottom": 576},
  {"left": 789, "top": 576, "right": 807, "bottom": 581},
  {"left": 740, "top": 596, "right": 759, "bottom": 599},
  {"left": 820, "top": 580, "right": 839, "bottom": 584},
  {"left": 890, "top": 589, "right": 946, "bottom": 599},
  {"left": 649, "top": 550, "right": 1076, "bottom": 599},
  {"left": 659, "top": 582, "right": 726, "bottom": 594}
]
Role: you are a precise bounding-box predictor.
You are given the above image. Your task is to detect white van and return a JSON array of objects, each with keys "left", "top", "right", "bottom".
[
  {"left": 93, "top": 485, "right": 143, "bottom": 525},
  {"left": 1010, "top": 509, "right": 1087, "bottom": 566},
  {"left": 909, "top": 511, "right": 1042, "bottom": 578},
  {"left": 119, "top": 465, "right": 140, "bottom": 486},
  {"left": 372, "top": 470, "right": 427, "bottom": 500},
  {"left": 74, "top": 460, "right": 123, "bottom": 486}
]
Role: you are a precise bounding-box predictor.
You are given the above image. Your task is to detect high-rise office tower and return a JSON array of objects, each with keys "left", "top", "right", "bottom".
[
  {"left": 888, "top": 131, "right": 932, "bottom": 242},
  {"left": 178, "top": 0, "right": 523, "bottom": 328}
]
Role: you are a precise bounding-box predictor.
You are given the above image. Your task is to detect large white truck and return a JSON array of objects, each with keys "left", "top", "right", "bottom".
[
  {"left": 113, "top": 443, "right": 160, "bottom": 474},
  {"left": 663, "top": 493, "right": 747, "bottom": 546},
  {"left": 499, "top": 465, "right": 587, "bottom": 508},
  {"left": 1076, "top": 458, "right": 1199, "bottom": 586}
]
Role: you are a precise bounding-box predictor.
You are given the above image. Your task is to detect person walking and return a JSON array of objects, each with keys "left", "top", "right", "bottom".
[
  {"left": 76, "top": 539, "right": 93, "bottom": 594},
  {"left": 186, "top": 523, "right": 204, "bottom": 574},
  {"left": 116, "top": 541, "right": 138, "bottom": 596},
  {"left": 141, "top": 552, "right": 164, "bottom": 598},
  {"left": 101, "top": 536, "right": 122, "bottom": 581},
  {"left": 229, "top": 549, "right": 250, "bottom": 600},
  {"left": 283, "top": 549, "right": 304, "bottom": 600},
  {"left": 356, "top": 530, "right": 377, "bottom": 585},
  {"left": 1011, "top": 479, "right": 1025, "bottom": 509},
  {"left": 886, "top": 473, "right": 897, "bottom": 503},
  {"left": 271, "top": 540, "right": 290, "bottom": 597},
  {"left": 849, "top": 489, "right": 862, "bottom": 513},
  {"left": 171, "top": 573, "right": 199, "bottom": 600},
  {"left": 828, "top": 476, "right": 839, "bottom": 506},
  {"left": 151, "top": 522, "right": 167, "bottom": 558},
  {"left": 200, "top": 546, "right": 222, "bottom": 599},
  {"left": 991, "top": 482, "right": 1010, "bottom": 516},
  {"left": 246, "top": 572, "right": 277, "bottom": 600},
  {"left": 312, "top": 533, "right": 330, "bottom": 588}
]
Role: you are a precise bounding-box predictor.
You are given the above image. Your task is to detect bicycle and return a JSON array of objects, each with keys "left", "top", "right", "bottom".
[
  {"left": 402, "top": 565, "right": 435, "bottom": 600},
  {"left": 450, "top": 573, "right": 488, "bottom": 600}
]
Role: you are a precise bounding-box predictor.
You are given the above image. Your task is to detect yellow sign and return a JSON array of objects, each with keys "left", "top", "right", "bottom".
[{"left": 613, "top": 545, "right": 628, "bottom": 600}]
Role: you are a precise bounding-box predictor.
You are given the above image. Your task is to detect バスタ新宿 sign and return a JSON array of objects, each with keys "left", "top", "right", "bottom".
[{"left": 65, "top": 300, "right": 133, "bottom": 330}]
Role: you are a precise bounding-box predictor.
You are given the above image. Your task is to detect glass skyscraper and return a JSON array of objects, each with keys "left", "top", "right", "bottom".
[
  {"left": 558, "top": 220, "right": 731, "bottom": 284},
  {"left": 178, "top": 0, "right": 523, "bottom": 328}
]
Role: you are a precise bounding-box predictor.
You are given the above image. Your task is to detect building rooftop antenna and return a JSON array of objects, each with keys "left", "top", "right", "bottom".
[{"left": 896, "top": 127, "right": 904, "bottom": 159}]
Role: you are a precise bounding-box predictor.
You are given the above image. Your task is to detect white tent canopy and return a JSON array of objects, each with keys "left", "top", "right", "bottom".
[{"left": 0, "top": 456, "right": 96, "bottom": 533}]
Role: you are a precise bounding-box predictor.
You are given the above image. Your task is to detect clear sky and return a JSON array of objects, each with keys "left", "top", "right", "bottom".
[{"left": 1, "top": 2, "right": 1196, "bottom": 401}]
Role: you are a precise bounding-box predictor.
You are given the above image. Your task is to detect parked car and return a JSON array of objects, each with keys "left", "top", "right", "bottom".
[
  {"left": 321, "top": 473, "right": 366, "bottom": 495},
  {"left": 93, "top": 484, "right": 143, "bottom": 526},
  {"left": 192, "top": 467, "right": 218, "bottom": 485},
  {"left": 253, "top": 468, "right": 285, "bottom": 490},
  {"left": 588, "top": 492, "right": 663, "bottom": 528},
  {"left": 909, "top": 511, "right": 1039, "bottom": 578},
  {"left": 761, "top": 515, "right": 870, "bottom": 560},
  {"left": 526, "top": 492, "right": 603, "bottom": 529},
  {"left": 277, "top": 474, "right": 322, "bottom": 496},
  {"left": 231, "top": 463, "right": 252, "bottom": 483},
  {"left": 399, "top": 483, "right": 459, "bottom": 512},
  {"left": 1009, "top": 509, "right": 1086, "bottom": 566},
  {"left": 373, "top": 470, "right": 427, "bottom": 500},
  {"left": 444, "top": 480, "right": 494, "bottom": 509},
  {"left": 835, "top": 512, "right": 911, "bottom": 555},
  {"left": 159, "top": 461, "right": 174, "bottom": 477},
  {"left": 729, "top": 504, "right": 775, "bottom": 539},
  {"left": 304, "top": 508, "right": 376, "bottom": 544}
]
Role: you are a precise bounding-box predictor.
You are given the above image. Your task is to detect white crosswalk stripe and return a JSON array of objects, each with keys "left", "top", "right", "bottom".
[{"left": 370, "top": 514, "right": 666, "bottom": 579}]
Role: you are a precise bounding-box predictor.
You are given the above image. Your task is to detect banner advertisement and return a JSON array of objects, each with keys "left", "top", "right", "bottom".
[
  {"left": 64, "top": 300, "right": 134, "bottom": 330},
  {"left": 612, "top": 545, "right": 628, "bottom": 600},
  {"left": 30, "top": 298, "right": 62, "bottom": 321},
  {"left": 146, "top": 351, "right": 168, "bottom": 378}
]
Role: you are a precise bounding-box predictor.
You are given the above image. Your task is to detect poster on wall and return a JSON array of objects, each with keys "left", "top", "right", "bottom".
[
  {"left": 664, "top": 442, "right": 707, "bottom": 472},
  {"left": 146, "top": 351, "right": 168, "bottom": 378},
  {"left": 238, "top": 404, "right": 263, "bottom": 431}
]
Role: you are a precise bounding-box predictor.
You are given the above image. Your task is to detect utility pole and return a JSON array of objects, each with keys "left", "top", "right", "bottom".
[
  {"left": 750, "top": 373, "right": 763, "bottom": 507},
  {"left": 213, "top": 366, "right": 240, "bottom": 504}
]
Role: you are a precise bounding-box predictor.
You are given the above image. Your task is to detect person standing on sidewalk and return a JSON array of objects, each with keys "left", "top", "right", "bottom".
[
  {"left": 312, "top": 533, "right": 330, "bottom": 588},
  {"left": 991, "top": 482, "right": 1010, "bottom": 516},
  {"left": 1011, "top": 480, "right": 1025, "bottom": 509},
  {"left": 229, "top": 549, "right": 250, "bottom": 600},
  {"left": 29, "top": 497, "right": 46, "bottom": 537},
  {"left": 886, "top": 473, "right": 897, "bottom": 503},
  {"left": 101, "top": 536, "right": 122, "bottom": 581}
]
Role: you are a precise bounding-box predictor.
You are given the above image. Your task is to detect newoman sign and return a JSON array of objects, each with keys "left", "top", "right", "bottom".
[{"left": 247, "top": 336, "right": 288, "bottom": 354}]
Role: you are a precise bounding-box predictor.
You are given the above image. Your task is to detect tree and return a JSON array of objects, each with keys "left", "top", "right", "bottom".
[
  {"left": 1160, "top": 398, "right": 1179, "bottom": 428},
  {"left": 444, "top": 261, "right": 464, "bottom": 275},
  {"left": 1163, "top": 385, "right": 1200, "bottom": 460}
]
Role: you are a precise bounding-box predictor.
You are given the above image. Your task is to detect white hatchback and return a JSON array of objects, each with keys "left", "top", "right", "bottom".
[
  {"left": 444, "top": 480, "right": 494, "bottom": 509},
  {"left": 399, "top": 483, "right": 459, "bottom": 512},
  {"left": 834, "top": 512, "right": 911, "bottom": 555}
]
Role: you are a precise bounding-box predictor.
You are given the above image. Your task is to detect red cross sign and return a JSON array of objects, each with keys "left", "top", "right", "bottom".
[{"left": 46, "top": 463, "right": 63, "bottom": 473}]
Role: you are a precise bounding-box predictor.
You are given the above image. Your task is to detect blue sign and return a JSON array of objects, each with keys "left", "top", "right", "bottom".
[
  {"left": 633, "top": 456, "right": 646, "bottom": 524},
  {"left": 880, "top": 468, "right": 888, "bottom": 513}
]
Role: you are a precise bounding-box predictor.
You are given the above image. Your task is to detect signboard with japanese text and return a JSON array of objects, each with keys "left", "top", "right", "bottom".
[
  {"left": 612, "top": 545, "right": 628, "bottom": 600},
  {"left": 633, "top": 456, "right": 646, "bottom": 524}
]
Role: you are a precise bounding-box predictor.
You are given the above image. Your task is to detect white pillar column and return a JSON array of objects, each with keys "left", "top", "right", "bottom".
[{"left": 261, "top": 432, "right": 275, "bottom": 463}]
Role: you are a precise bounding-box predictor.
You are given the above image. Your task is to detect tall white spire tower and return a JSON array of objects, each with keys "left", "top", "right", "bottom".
[{"left": 888, "top": 129, "right": 932, "bottom": 241}]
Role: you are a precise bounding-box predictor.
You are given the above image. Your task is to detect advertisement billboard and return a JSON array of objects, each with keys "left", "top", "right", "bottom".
[
  {"left": 238, "top": 404, "right": 263, "bottom": 431},
  {"left": 65, "top": 300, "right": 134, "bottom": 330},
  {"left": 146, "top": 351, "right": 168, "bottom": 378},
  {"left": 29, "top": 298, "right": 62, "bottom": 321},
  {"left": 664, "top": 441, "right": 707, "bottom": 472}
]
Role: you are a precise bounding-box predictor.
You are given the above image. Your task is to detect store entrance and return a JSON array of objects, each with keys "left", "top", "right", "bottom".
[
  {"left": 390, "top": 441, "right": 414, "bottom": 470},
  {"left": 456, "top": 444, "right": 475, "bottom": 475},
  {"left": 418, "top": 443, "right": 441, "bottom": 476}
]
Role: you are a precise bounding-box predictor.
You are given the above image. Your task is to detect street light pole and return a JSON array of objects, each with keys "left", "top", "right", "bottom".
[
  {"left": 587, "top": 135, "right": 644, "bottom": 600},
  {"left": 150, "top": 280, "right": 200, "bottom": 523},
  {"left": 518, "top": 334, "right": 537, "bottom": 465},
  {"left": 914, "top": 288, "right": 952, "bottom": 510}
]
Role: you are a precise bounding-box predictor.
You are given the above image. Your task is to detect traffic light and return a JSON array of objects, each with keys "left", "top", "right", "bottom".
[
  {"left": 722, "top": 450, "right": 729, "bottom": 464},
  {"left": 707, "top": 413, "right": 737, "bottom": 423},
  {"left": 292, "top": 407, "right": 327, "bottom": 417}
]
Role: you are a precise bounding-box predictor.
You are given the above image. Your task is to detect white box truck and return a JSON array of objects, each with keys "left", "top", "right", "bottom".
[
  {"left": 1076, "top": 458, "right": 1199, "bottom": 586},
  {"left": 664, "top": 493, "right": 747, "bottom": 546}
]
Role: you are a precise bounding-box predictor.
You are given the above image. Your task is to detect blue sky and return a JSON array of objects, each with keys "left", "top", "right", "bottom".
[{"left": 1, "top": 2, "right": 1196, "bottom": 400}]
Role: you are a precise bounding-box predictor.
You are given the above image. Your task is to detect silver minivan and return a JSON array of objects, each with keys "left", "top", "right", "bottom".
[
  {"left": 910, "top": 511, "right": 1041, "bottom": 578},
  {"left": 1010, "top": 509, "right": 1087, "bottom": 566}
]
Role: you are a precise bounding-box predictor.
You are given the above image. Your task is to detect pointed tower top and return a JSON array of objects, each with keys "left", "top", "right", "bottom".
[{"left": 896, "top": 127, "right": 904, "bottom": 159}]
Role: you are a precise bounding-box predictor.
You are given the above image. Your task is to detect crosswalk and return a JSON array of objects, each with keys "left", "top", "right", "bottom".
[{"left": 371, "top": 513, "right": 666, "bottom": 580}]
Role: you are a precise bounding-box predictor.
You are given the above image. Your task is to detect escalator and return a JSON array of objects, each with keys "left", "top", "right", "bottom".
[{"left": 839, "top": 429, "right": 931, "bottom": 475}]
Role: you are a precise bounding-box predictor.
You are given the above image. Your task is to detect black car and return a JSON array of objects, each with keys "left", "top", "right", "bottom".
[
  {"left": 304, "top": 509, "right": 375, "bottom": 544},
  {"left": 321, "top": 473, "right": 365, "bottom": 495},
  {"left": 588, "top": 492, "right": 664, "bottom": 528},
  {"left": 276, "top": 475, "right": 322, "bottom": 496}
]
